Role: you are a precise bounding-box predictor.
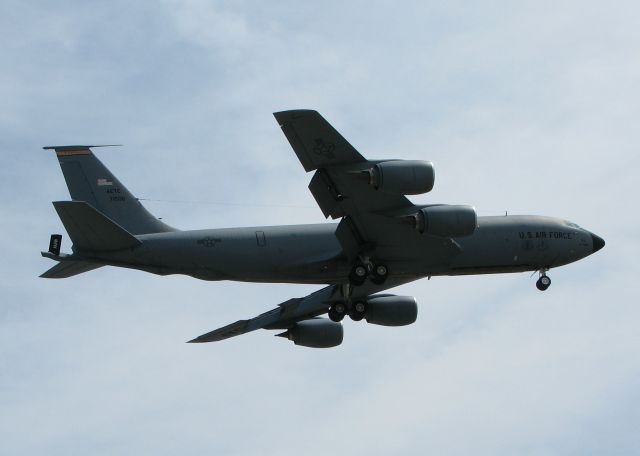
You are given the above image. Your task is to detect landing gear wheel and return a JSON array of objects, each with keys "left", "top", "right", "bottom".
[
  {"left": 349, "top": 263, "right": 368, "bottom": 286},
  {"left": 536, "top": 275, "right": 551, "bottom": 291},
  {"left": 371, "top": 263, "right": 389, "bottom": 285},
  {"left": 328, "top": 301, "right": 347, "bottom": 322},
  {"left": 349, "top": 300, "right": 367, "bottom": 321}
]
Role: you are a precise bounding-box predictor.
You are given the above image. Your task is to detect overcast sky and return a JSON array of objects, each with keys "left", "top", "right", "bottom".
[{"left": 1, "top": 1, "right": 639, "bottom": 454}]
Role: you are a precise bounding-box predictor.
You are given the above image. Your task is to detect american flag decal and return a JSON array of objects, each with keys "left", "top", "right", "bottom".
[{"left": 97, "top": 178, "right": 113, "bottom": 186}]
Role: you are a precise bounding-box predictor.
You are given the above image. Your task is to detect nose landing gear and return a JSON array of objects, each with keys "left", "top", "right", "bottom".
[{"left": 536, "top": 270, "right": 551, "bottom": 291}]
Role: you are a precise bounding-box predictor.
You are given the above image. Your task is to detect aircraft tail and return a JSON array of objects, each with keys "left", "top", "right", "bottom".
[
  {"left": 44, "top": 145, "right": 175, "bottom": 235},
  {"left": 40, "top": 201, "right": 141, "bottom": 278}
]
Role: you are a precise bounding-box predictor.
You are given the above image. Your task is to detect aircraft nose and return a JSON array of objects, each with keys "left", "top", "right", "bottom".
[{"left": 591, "top": 233, "right": 605, "bottom": 253}]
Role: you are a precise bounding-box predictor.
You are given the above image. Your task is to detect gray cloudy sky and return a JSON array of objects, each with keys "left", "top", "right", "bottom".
[{"left": 1, "top": 1, "right": 639, "bottom": 454}]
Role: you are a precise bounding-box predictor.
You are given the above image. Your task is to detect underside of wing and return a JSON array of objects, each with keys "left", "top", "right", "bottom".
[
  {"left": 188, "top": 292, "right": 332, "bottom": 345},
  {"left": 187, "top": 278, "right": 415, "bottom": 347}
]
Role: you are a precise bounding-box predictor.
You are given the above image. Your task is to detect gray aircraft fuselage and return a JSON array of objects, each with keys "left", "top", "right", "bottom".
[
  {"left": 87, "top": 214, "right": 599, "bottom": 284},
  {"left": 41, "top": 111, "right": 606, "bottom": 346}
]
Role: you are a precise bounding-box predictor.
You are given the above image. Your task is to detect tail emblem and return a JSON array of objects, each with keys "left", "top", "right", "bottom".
[{"left": 48, "top": 234, "right": 62, "bottom": 256}]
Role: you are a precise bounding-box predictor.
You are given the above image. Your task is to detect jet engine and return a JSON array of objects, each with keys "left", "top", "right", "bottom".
[
  {"left": 277, "top": 318, "right": 343, "bottom": 348},
  {"left": 365, "top": 295, "right": 418, "bottom": 327},
  {"left": 368, "top": 160, "right": 435, "bottom": 195},
  {"left": 411, "top": 204, "right": 477, "bottom": 237}
]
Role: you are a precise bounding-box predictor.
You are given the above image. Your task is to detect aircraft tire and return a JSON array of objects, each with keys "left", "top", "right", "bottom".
[
  {"left": 536, "top": 276, "right": 551, "bottom": 291},
  {"left": 349, "top": 300, "right": 367, "bottom": 321},
  {"left": 349, "top": 264, "right": 368, "bottom": 286},
  {"left": 329, "top": 302, "right": 347, "bottom": 322},
  {"left": 371, "top": 263, "right": 389, "bottom": 285}
]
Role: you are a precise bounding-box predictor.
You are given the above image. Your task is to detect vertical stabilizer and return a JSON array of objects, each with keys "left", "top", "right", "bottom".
[{"left": 44, "top": 145, "right": 175, "bottom": 234}]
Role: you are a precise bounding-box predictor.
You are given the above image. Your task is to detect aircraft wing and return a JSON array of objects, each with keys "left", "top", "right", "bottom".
[
  {"left": 273, "top": 110, "right": 447, "bottom": 260},
  {"left": 273, "top": 110, "right": 367, "bottom": 172},
  {"left": 188, "top": 286, "right": 336, "bottom": 343},
  {"left": 188, "top": 279, "right": 410, "bottom": 343}
]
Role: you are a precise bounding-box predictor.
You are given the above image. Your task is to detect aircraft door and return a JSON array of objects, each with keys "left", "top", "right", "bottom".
[{"left": 256, "top": 231, "right": 266, "bottom": 247}]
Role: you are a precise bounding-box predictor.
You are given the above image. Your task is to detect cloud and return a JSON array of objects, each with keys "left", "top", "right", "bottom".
[{"left": 1, "top": 1, "right": 638, "bottom": 455}]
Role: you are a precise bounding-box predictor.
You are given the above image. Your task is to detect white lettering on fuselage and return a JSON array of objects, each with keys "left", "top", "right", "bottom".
[{"left": 518, "top": 231, "right": 574, "bottom": 240}]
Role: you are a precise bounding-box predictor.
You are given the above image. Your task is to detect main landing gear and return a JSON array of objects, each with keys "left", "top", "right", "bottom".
[
  {"left": 328, "top": 299, "right": 368, "bottom": 322},
  {"left": 536, "top": 270, "right": 551, "bottom": 291},
  {"left": 330, "top": 259, "right": 388, "bottom": 322},
  {"left": 328, "top": 283, "right": 369, "bottom": 323},
  {"left": 328, "top": 301, "right": 348, "bottom": 322},
  {"left": 348, "top": 260, "right": 389, "bottom": 286}
]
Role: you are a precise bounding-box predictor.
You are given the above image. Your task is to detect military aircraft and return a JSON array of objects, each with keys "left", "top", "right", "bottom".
[{"left": 40, "top": 110, "right": 605, "bottom": 348}]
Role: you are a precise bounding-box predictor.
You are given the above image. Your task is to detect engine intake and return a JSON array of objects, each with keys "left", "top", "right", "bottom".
[
  {"left": 277, "top": 318, "right": 343, "bottom": 348},
  {"left": 369, "top": 160, "right": 435, "bottom": 195},
  {"left": 366, "top": 295, "right": 418, "bottom": 327},
  {"left": 411, "top": 205, "right": 477, "bottom": 237}
]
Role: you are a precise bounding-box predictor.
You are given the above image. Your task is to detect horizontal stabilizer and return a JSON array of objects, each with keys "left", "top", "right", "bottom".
[
  {"left": 53, "top": 201, "right": 141, "bottom": 251},
  {"left": 40, "top": 260, "right": 103, "bottom": 279}
]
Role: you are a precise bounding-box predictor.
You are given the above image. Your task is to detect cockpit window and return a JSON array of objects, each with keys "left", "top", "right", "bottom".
[{"left": 565, "top": 221, "right": 581, "bottom": 229}]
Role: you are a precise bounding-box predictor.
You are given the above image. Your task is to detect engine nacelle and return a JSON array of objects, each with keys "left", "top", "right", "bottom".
[
  {"left": 366, "top": 295, "right": 418, "bottom": 327},
  {"left": 369, "top": 160, "right": 435, "bottom": 195},
  {"left": 412, "top": 204, "right": 477, "bottom": 237},
  {"left": 279, "top": 318, "right": 343, "bottom": 348}
]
